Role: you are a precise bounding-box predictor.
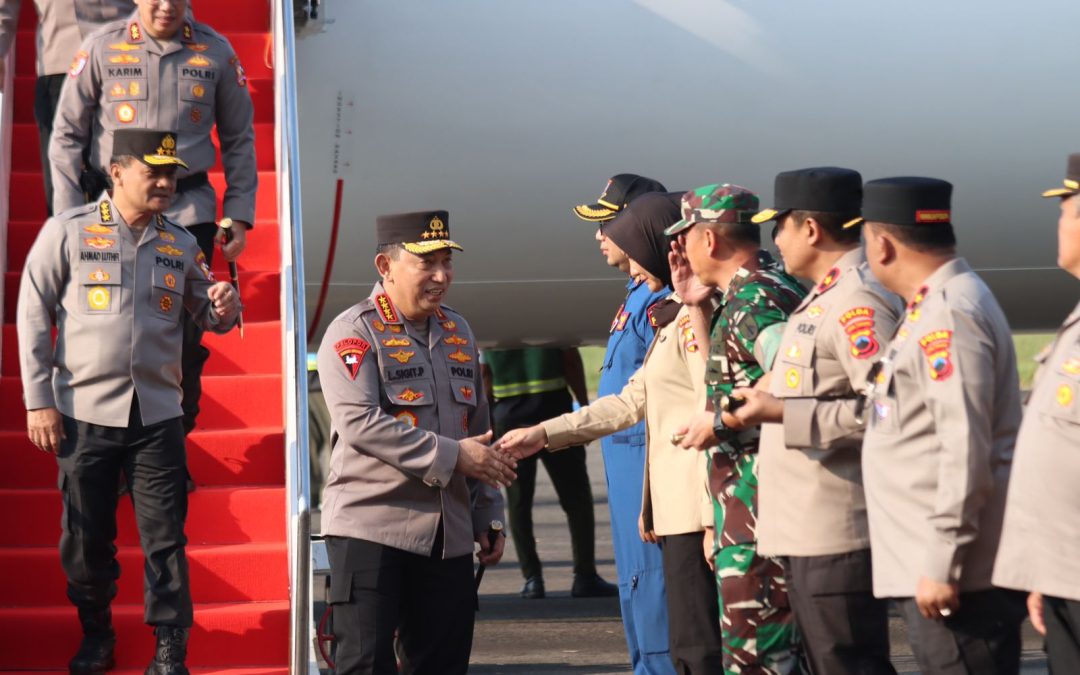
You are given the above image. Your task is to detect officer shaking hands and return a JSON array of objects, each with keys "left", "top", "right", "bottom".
[
  {"left": 993, "top": 154, "right": 1080, "bottom": 674},
  {"left": 16, "top": 128, "right": 240, "bottom": 675},
  {"left": 316, "top": 210, "right": 513, "bottom": 675}
]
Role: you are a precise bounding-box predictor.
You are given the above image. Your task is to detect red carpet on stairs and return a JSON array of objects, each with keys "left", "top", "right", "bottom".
[{"left": 0, "top": 1, "right": 290, "bottom": 671}]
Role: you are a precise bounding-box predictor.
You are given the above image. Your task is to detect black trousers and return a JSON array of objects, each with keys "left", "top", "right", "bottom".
[
  {"left": 56, "top": 397, "right": 192, "bottom": 627},
  {"left": 897, "top": 588, "right": 1026, "bottom": 675},
  {"left": 662, "top": 532, "right": 723, "bottom": 674},
  {"left": 33, "top": 73, "right": 65, "bottom": 215},
  {"left": 180, "top": 222, "right": 218, "bottom": 435},
  {"left": 494, "top": 389, "right": 597, "bottom": 580},
  {"left": 784, "top": 549, "right": 895, "bottom": 675},
  {"left": 325, "top": 533, "right": 476, "bottom": 675},
  {"left": 1045, "top": 595, "right": 1080, "bottom": 674}
]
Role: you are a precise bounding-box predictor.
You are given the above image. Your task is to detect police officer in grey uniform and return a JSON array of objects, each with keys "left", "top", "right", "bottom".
[
  {"left": 857, "top": 178, "right": 1026, "bottom": 674},
  {"left": 729, "top": 167, "right": 902, "bottom": 674},
  {"left": 994, "top": 154, "right": 1080, "bottom": 674},
  {"left": 49, "top": 0, "right": 256, "bottom": 435},
  {"left": 0, "top": 0, "right": 135, "bottom": 214},
  {"left": 316, "top": 210, "right": 516, "bottom": 675},
  {"left": 16, "top": 128, "right": 241, "bottom": 675}
]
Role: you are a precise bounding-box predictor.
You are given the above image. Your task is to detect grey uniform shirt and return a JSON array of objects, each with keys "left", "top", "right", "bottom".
[
  {"left": 16, "top": 195, "right": 235, "bottom": 427},
  {"left": 0, "top": 0, "right": 133, "bottom": 76},
  {"left": 49, "top": 13, "right": 256, "bottom": 226},
  {"left": 758, "top": 249, "right": 903, "bottom": 557},
  {"left": 862, "top": 257, "right": 1021, "bottom": 598},
  {"left": 317, "top": 283, "right": 504, "bottom": 559},
  {"left": 993, "top": 301, "right": 1080, "bottom": 602}
]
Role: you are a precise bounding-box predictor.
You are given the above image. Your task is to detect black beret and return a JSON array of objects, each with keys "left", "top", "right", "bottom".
[{"left": 844, "top": 177, "right": 952, "bottom": 229}]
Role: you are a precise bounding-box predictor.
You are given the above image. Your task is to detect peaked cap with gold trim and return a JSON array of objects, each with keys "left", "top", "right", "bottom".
[
  {"left": 377, "top": 210, "right": 463, "bottom": 255},
  {"left": 1042, "top": 153, "right": 1080, "bottom": 198},
  {"left": 112, "top": 129, "right": 189, "bottom": 169}
]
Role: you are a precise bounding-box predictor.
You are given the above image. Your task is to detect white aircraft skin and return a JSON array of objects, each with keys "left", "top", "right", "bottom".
[{"left": 295, "top": 0, "right": 1080, "bottom": 346}]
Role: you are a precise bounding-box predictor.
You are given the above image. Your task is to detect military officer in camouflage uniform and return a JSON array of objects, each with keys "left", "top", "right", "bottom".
[
  {"left": 17, "top": 128, "right": 241, "bottom": 675},
  {"left": 668, "top": 183, "right": 806, "bottom": 674},
  {"left": 49, "top": 0, "right": 256, "bottom": 436},
  {"left": 858, "top": 178, "right": 1026, "bottom": 674},
  {"left": 316, "top": 210, "right": 515, "bottom": 675},
  {"left": 725, "top": 168, "right": 902, "bottom": 674},
  {"left": 994, "top": 155, "right": 1080, "bottom": 674}
]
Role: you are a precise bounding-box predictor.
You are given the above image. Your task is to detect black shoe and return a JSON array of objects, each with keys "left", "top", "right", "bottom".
[
  {"left": 571, "top": 573, "right": 618, "bottom": 598},
  {"left": 520, "top": 576, "right": 545, "bottom": 599},
  {"left": 69, "top": 608, "right": 116, "bottom": 674},
  {"left": 145, "top": 626, "right": 190, "bottom": 675}
]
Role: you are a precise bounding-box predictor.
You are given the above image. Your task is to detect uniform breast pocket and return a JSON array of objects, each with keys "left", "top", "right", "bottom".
[
  {"left": 151, "top": 266, "right": 185, "bottom": 323},
  {"left": 450, "top": 379, "right": 478, "bottom": 407},
  {"left": 1042, "top": 351, "right": 1080, "bottom": 427},
  {"left": 78, "top": 272, "right": 122, "bottom": 316},
  {"left": 386, "top": 382, "right": 434, "bottom": 407},
  {"left": 179, "top": 76, "right": 216, "bottom": 133},
  {"left": 777, "top": 337, "right": 815, "bottom": 396}
]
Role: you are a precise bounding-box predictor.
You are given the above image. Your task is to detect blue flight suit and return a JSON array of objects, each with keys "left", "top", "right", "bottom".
[{"left": 599, "top": 279, "right": 676, "bottom": 675}]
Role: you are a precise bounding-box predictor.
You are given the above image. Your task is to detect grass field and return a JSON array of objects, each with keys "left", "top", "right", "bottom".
[{"left": 578, "top": 333, "right": 1055, "bottom": 399}]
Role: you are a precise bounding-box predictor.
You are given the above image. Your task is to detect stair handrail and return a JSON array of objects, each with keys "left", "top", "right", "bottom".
[
  {"left": 0, "top": 49, "right": 14, "bottom": 361},
  {"left": 271, "top": 0, "right": 315, "bottom": 672}
]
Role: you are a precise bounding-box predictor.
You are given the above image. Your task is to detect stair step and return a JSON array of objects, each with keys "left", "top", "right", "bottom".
[
  {"left": 6, "top": 220, "right": 280, "bottom": 285},
  {"left": 6, "top": 170, "right": 279, "bottom": 223},
  {"left": 0, "top": 542, "right": 288, "bottom": 606},
  {"left": 0, "top": 426, "right": 285, "bottom": 489},
  {"left": 4, "top": 269, "right": 281, "bottom": 324},
  {"left": 0, "top": 486, "right": 286, "bottom": 546},
  {"left": 0, "top": 601, "right": 289, "bottom": 669}
]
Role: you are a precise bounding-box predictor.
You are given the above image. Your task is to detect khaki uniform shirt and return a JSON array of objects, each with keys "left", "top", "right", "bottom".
[
  {"left": 993, "top": 301, "right": 1080, "bottom": 601},
  {"left": 17, "top": 195, "right": 234, "bottom": 427},
  {"left": 0, "top": 0, "right": 133, "bottom": 76},
  {"left": 863, "top": 258, "right": 1021, "bottom": 597},
  {"left": 544, "top": 297, "right": 713, "bottom": 536},
  {"left": 49, "top": 13, "right": 256, "bottom": 226},
  {"left": 317, "top": 284, "right": 504, "bottom": 559},
  {"left": 758, "top": 249, "right": 903, "bottom": 557}
]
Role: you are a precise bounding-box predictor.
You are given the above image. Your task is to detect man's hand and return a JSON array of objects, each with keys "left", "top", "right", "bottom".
[
  {"left": 207, "top": 281, "right": 241, "bottom": 320},
  {"left": 1027, "top": 592, "right": 1046, "bottom": 636},
  {"left": 915, "top": 576, "right": 960, "bottom": 620},
  {"left": 27, "top": 408, "right": 65, "bottom": 455},
  {"left": 215, "top": 220, "right": 250, "bottom": 261},
  {"left": 677, "top": 411, "right": 718, "bottom": 450},
  {"left": 669, "top": 236, "right": 713, "bottom": 306},
  {"left": 456, "top": 431, "right": 517, "bottom": 489},
  {"left": 702, "top": 526, "right": 716, "bottom": 571},
  {"left": 638, "top": 513, "right": 658, "bottom": 544},
  {"left": 728, "top": 387, "right": 783, "bottom": 427},
  {"left": 496, "top": 425, "right": 548, "bottom": 460},
  {"left": 476, "top": 528, "right": 505, "bottom": 566}
]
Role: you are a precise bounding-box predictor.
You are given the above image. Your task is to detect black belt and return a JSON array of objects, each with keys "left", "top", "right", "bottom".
[{"left": 176, "top": 171, "right": 209, "bottom": 194}]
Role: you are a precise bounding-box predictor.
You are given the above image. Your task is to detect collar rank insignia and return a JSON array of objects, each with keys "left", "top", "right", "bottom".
[
  {"left": 182, "top": 23, "right": 194, "bottom": 42},
  {"left": 448, "top": 349, "right": 473, "bottom": 363},
  {"left": 99, "top": 200, "right": 114, "bottom": 223},
  {"left": 817, "top": 267, "right": 840, "bottom": 293},
  {"left": 387, "top": 349, "right": 416, "bottom": 364},
  {"left": 382, "top": 337, "right": 411, "bottom": 347},
  {"left": 919, "top": 330, "right": 954, "bottom": 382},
  {"left": 334, "top": 337, "right": 370, "bottom": 380},
  {"left": 397, "top": 388, "right": 425, "bottom": 403},
  {"left": 459, "top": 386, "right": 474, "bottom": 400},
  {"left": 84, "top": 224, "right": 111, "bottom": 234},
  {"left": 156, "top": 244, "right": 184, "bottom": 256},
  {"left": 375, "top": 294, "right": 400, "bottom": 323},
  {"left": 84, "top": 236, "right": 115, "bottom": 250},
  {"left": 128, "top": 22, "right": 142, "bottom": 42},
  {"left": 395, "top": 410, "right": 418, "bottom": 427},
  {"left": 908, "top": 285, "right": 929, "bottom": 312},
  {"left": 444, "top": 335, "right": 469, "bottom": 346},
  {"left": 840, "top": 307, "right": 879, "bottom": 360},
  {"left": 435, "top": 307, "right": 449, "bottom": 321}
]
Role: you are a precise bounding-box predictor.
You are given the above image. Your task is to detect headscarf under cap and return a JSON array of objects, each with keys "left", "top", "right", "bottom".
[{"left": 604, "top": 191, "right": 681, "bottom": 289}]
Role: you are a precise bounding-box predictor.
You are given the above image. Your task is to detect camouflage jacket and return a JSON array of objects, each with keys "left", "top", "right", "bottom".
[{"left": 706, "top": 250, "right": 806, "bottom": 456}]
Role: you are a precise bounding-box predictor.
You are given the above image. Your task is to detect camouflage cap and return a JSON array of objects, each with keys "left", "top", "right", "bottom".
[{"left": 664, "top": 183, "right": 759, "bottom": 236}]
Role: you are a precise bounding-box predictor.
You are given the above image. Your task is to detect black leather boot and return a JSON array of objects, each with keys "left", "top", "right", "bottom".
[
  {"left": 145, "top": 626, "right": 190, "bottom": 675},
  {"left": 69, "top": 608, "right": 116, "bottom": 674}
]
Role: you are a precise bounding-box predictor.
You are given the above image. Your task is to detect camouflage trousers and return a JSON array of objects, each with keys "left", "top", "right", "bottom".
[{"left": 709, "top": 451, "right": 801, "bottom": 675}]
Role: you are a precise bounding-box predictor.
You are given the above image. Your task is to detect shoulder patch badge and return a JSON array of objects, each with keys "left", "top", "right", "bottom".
[
  {"left": 334, "top": 337, "right": 371, "bottom": 380},
  {"left": 840, "top": 306, "right": 879, "bottom": 360},
  {"left": 235, "top": 60, "right": 247, "bottom": 87},
  {"left": 69, "top": 51, "right": 89, "bottom": 78},
  {"left": 610, "top": 303, "right": 628, "bottom": 333},
  {"left": 919, "top": 329, "right": 954, "bottom": 382}
]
